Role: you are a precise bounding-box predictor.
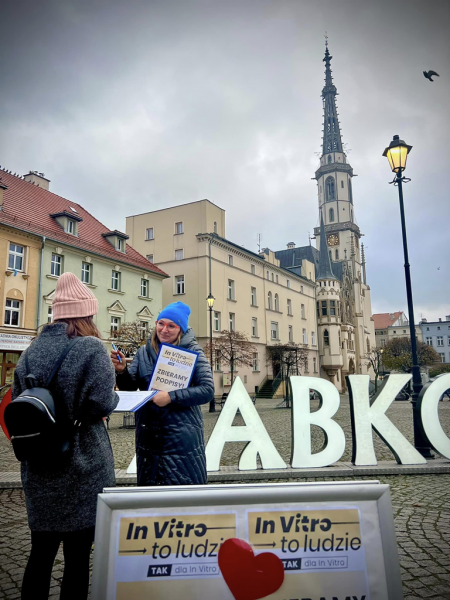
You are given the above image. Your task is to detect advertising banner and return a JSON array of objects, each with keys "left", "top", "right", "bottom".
[{"left": 92, "top": 482, "right": 403, "bottom": 600}]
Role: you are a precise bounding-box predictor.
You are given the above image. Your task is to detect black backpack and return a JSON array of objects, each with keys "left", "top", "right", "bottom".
[{"left": 5, "top": 338, "right": 81, "bottom": 462}]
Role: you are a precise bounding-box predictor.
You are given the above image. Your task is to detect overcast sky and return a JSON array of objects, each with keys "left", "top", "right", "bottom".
[{"left": 1, "top": 0, "right": 449, "bottom": 321}]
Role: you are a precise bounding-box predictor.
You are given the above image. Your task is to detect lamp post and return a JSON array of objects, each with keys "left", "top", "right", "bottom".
[
  {"left": 207, "top": 292, "right": 216, "bottom": 413},
  {"left": 382, "top": 135, "right": 433, "bottom": 458}
]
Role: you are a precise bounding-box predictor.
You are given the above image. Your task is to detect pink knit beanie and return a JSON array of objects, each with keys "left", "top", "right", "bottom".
[{"left": 52, "top": 272, "right": 99, "bottom": 320}]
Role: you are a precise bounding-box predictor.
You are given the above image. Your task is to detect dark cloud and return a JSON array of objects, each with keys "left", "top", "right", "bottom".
[{"left": 1, "top": 0, "right": 449, "bottom": 319}]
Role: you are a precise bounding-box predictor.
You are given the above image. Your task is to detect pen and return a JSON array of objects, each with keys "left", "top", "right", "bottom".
[{"left": 112, "top": 343, "right": 122, "bottom": 363}]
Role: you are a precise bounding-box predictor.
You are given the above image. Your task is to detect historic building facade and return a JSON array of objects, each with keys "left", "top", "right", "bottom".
[
  {"left": 274, "top": 43, "right": 376, "bottom": 391},
  {"left": 126, "top": 199, "right": 320, "bottom": 397},
  {"left": 0, "top": 168, "right": 167, "bottom": 382}
]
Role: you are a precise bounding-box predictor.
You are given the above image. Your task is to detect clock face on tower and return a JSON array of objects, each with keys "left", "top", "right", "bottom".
[{"left": 327, "top": 233, "right": 339, "bottom": 246}]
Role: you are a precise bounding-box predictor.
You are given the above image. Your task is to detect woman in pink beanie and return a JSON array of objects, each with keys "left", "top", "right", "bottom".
[{"left": 12, "top": 272, "right": 118, "bottom": 600}]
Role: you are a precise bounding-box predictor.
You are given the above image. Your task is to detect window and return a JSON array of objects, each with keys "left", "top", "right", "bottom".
[
  {"left": 437, "top": 336, "right": 444, "bottom": 347},
  {"left": 67, "top": 219, "right": 75, "bottom": 235},
  {"left": 439, "top": 353, "right": 445, "bottom": 363},
  {"left": 301, "top": 303, "right": 305, "bottom": 318},
  {"left": 303, "top": 328, "right": 307, "bottom": 344},
  {"left": 268, "top": 292, "right": 273, "bottom": 310},
  {"left": 5, "top": 299, "right": 21, "bottom": 326},
  {"left": 311, "top": 331, "right": 316, "bottom": 346},
  {"left": 228, "top": 255, "right": 233, "bottom": 266},
  {"left": 330, "top": 300, "right": 336, "bottom": 316},
  {"left": 266, "top": 270, "right": 269, "bottom": 279},
  {"left": 214, "top": 350, "right": 222, "bottom": 371},
  {"left": 287, "top": 279, "right": 290, "bottom": 289},
  {"left": 111, "top": 270, "right": 120, "bottom": 290},
  {"left": 214, "top": 311, "right": 220, "bottom": 331},
  {"left": 81, "top": 262, "right": 91, "bottom": 284},
  {"left": 313, "top": 357, "right": 317, "bottom": 372},
  {"left": 175, "top": 249, "right": 184, "bottom": 260},
  {"left": 252, "top": 317, "right": 258, "bottom": 337},
  {"left": 381, "top": 339, "right": 386, "bottom": 347},
  {"left": 329, "top": 208, "right": 335, "bottom": 222},
  {"left": 51, "top": 254, "right": 62, "bottom": 277},
  {"left": 341, "top": 180, "right": 344, "bottom": 188},
  {"left": 403, "top": 329, "right": 406, "bottom": 334},
  {"left": 229, "top": 312, "right": 235, "bottom": 331},
  {"left": 214, "top": 221, "right": 218, "bottom": 234},
  {"left": 324, "top": 329, "right": 330, "bottom": 346},
  {"left": 47, "top": 305, "right": 53, "bottom": 323},
  {"left": 117, "top": 238, "right": 125, "bottom": 252},
  {"left": 141, "top": 278, "right": 149, "bottom": 297},
  {"left": 300, "top": 285, "right": 304, "bottom": 294},
  {"left": 147, "top": 254, "right": 154, "bottom": 263},
  {"left": 253, "top": 352, "right": 259, "bottom": 372},
  {"left": 289, "top": 325, "right": 293, "bottom": 342},
  {"left": 110, "top": 316, "right": 120, "bottom": 337},
  {"left": 426, "top": 337, "right": 433, "bottom": 346},
  {"left": 438, "top": 326, "right": 441, "bottom": 331},
  {"left": 328, "top": 155, "right": 332, "bottom": 164},
  {"left": 321, "top": 300, "right": 327, "bottom": 316},
  {"left": 276, "top": 274, "right": 278, "bottom": 284},
  {"left": 316, "top": 301, "right": 320, "bottom": 318},
  {"left": 137, "top": 321, "right": 148, "bottom": 340},
  {"left": 325, "top": 176, "right": 335, "bottom": 201},
  {"left": 175, "top": 222, "right": 183, "bottom": 235},
  {"left": 8, "top": 243, "right": 25, "bottom": 271},
  {"left": 251, "top": 264, "right": 255, "bottom": 274},
  {"left": 271, "top": 322, "right": 279, "bottom": 340},
  {"left": 287, "top": 299, "right": 292, "bottom": 315},
  {"left": 251, "top": 287, "right": 257, "bottom": 306},
  {"left": 426, "top": 327, "right": 430, "bottom": 331},
  {"left": 348, "top": 179, "right": 353, "bottom": 203},
  {"left": 146, "top": 227, "right": 154, "bottom": 240},
  {"left": 335, "top": 249, "right": 339, "bottom": 260},
  {"left": 271, "top": 273, "right": 274, "bottom": 282},
  {"left": 228, "top": 279, "right": 235, "bottom": 300},
  {"left": 274, "top": 294, "right": 279, "bottom": 311},
  {"left": 175, "top": 275, "right": 185, "bottom": 294}
]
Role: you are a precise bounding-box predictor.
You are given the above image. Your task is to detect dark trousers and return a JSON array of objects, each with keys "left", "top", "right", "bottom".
[{"left": 21, "top": 526, "right": 95, "bottom": 600}]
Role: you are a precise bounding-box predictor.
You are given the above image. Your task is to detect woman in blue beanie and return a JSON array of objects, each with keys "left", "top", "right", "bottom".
[{"left": 111, "top": 301, "right": 214, "bottom": 486}]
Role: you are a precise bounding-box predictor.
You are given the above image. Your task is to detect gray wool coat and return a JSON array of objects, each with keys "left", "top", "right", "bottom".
[{"left": 12, "top": 323, "right": 118, "bottom": 532}]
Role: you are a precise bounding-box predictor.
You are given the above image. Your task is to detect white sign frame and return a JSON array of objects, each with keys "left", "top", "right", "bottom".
[{"left": 91, "top": 481, "right": 404, "bottom": 600}]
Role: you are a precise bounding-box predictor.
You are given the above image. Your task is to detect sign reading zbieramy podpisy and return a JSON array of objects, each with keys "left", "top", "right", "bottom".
[{"left": 148, "top": 344, "right": 198, "bottom": 392}]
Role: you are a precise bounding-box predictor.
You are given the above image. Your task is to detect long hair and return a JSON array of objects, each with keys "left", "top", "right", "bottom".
[
  {"left": 151, "top": 327, "right": 182, "bottom": 354},
  {"left": 52, "top": 316, "right": 102, "bottom": 339}
]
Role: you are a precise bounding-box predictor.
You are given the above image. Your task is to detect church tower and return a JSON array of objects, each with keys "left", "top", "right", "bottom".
[{"left": 313, "top": 40, "right": 361, "bottom": 275}]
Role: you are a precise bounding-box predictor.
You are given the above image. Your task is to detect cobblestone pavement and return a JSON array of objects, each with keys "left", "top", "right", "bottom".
[{"left": 1, "top": 397, "right": 450, "bottom": 598}]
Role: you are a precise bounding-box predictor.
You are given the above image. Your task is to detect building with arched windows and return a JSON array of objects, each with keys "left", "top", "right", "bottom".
[{"left": 274, "top": 41, "right": 375, "bottom": 391}]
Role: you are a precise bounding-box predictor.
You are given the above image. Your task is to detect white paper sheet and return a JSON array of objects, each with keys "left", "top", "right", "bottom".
[{"left": 115, "top": 391, "right": 158, "bottom": 413}]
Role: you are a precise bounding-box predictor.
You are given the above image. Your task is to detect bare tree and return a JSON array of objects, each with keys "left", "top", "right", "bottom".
[
  {"left": 364, "top": 346, "right": 384, "bottom": 393},
  {"left": 267, "top": 343, "right": 309, "bottom": 407},
  {"left": 112, "top": 320, "right": 151, "bottom": 356},
  {"left": 204, "top": 330, "right": 257, "bottom": 386}
]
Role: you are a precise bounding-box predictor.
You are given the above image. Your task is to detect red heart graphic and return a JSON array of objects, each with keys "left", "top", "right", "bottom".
[{"left": 218, "top": 538, "right": 284, "bottom": 600}]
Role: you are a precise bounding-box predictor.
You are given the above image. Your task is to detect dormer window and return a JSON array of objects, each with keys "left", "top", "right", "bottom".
[
  {"left": 102, "top": 230, "right": 129, "bottom": 253},
  {"left": 51, "top": 210, "right": 83, "bottom": 236}
]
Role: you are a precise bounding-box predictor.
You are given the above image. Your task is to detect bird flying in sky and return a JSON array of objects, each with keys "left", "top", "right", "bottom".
[{"left": 423, "top": 70, "right": 440, "bottom": 82}]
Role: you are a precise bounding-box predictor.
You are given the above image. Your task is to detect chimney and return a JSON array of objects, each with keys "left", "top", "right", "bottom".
[
  {"left": 439, "top": 318, "right": 442, "bottom": 322},
  {"left": 422, "top": 318, "right": 427, "bottom": 323},
  {"left": 23, "top": 170, "right": 50, "bottom": 191},
  {"left": 446, "top": 316, "right": 450, "bottom": 321},
  {"left": 287, "top": 242, "right": 296, "bottom": 249}
]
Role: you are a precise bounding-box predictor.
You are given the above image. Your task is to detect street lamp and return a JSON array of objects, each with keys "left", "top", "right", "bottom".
[
  {"left": 207, "top": 292, "right": 216, "bottom": 413},
  {"left": 382, "top": 135, "right": 433, "bottom": 458}
]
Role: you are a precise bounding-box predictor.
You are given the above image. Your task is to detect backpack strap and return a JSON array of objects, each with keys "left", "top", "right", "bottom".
[{"left": 45, "top": 338, "right": 81, "bottom": 387}]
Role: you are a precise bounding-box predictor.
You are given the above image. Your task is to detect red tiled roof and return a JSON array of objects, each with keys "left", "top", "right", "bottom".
[
  {"left": 372, "top": 312, "right": 404, "bottom": 330},
  {"left": 0, "top": 170, "right": 167, "bottom": 277}
]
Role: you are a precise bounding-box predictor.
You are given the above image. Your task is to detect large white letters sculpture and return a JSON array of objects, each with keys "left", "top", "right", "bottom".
[
  {"left": 290, "top": 376, "right": 345, "bottom": 468},
  {"left": 205, "top": 377, "right": 287, "bottom": 471},
  {"left": 347, "top": 374, "right": 427, "bottom": 465},
  {"left": 420, "top": 373, "right": 450, "bottom": 459}
]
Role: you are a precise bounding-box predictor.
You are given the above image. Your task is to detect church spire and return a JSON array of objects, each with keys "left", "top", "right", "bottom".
[
  {"left": 317, "top": 213, "right": 338, "bottom": 281},
  {"left": 321, "top": 39, "right": 343, "bottom": 156}
]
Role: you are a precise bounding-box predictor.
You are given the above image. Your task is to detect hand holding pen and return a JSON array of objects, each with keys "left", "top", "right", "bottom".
[{"left": 110, "top": 344, "right": 126, "bottom": 373}]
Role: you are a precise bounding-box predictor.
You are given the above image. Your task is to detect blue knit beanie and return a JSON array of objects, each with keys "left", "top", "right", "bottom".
[{"left": 157, "top": 302, "right": 191, "bottom": 333}]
